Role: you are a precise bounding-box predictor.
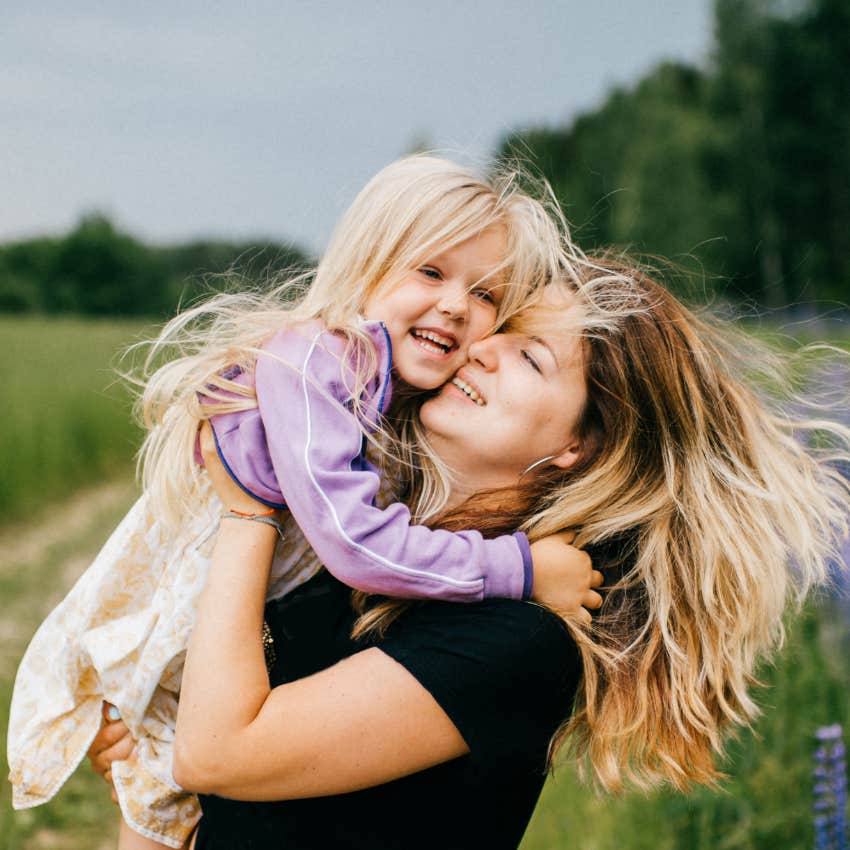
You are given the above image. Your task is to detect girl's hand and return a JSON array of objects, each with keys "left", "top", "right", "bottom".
[
  {"left": 199, "top": 422, "right": 272, "bottom": 517},
  {"left": 86, "top": 702, "right": 135, "bottom": 804},
  {"left": 528, "top": 532, "right": 603, "bottom": 624}
]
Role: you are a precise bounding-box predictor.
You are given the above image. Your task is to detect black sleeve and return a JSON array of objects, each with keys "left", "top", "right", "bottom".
[{"left": 373, "top": 599, "right": 581, "bottom": 769}]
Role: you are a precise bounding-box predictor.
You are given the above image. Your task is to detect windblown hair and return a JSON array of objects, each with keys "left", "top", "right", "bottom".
[
  {"left": 132, "top": 154, "right": 572, "bottom": 530},
  {"left": 356, "top": 252, "right": 850, "bottom": 792}
]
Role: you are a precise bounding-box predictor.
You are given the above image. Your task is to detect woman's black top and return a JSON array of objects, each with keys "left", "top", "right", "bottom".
[{"left": 194, "top": 571, "right": 581, "bottom": 850}]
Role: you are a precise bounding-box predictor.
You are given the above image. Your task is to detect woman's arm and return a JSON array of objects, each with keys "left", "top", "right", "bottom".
[
  {"left": 173, "top": 424, "right": 468, "bottom": 800},
  {"left": 175, "top": 643, "right": 469, "bottom": 800}
]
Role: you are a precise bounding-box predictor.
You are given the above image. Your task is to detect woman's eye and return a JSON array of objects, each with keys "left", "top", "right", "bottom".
[
  {"left": 522, "top": 350, "right": 542, "bottom": 374},
  {"left": 419, "top": 266, "right": 442, "bottom": 281}
]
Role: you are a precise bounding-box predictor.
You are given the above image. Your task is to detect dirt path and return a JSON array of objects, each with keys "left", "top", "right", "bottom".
[
  {"left": 1, "top": 478, "right": 139, "bottom": 850},
  {"left": 0, "top": 478, "right": 137, "bottom": 574}
]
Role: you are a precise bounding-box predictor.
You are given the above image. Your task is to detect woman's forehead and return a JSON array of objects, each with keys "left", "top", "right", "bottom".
[{"left": 506, "top": 285, "right": 584, "bottom": 338}]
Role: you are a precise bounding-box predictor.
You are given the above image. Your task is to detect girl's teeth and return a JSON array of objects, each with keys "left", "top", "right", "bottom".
[
  {"left": 413, "top": 330, "right": 452, "bottom": 348},
  {"left": 416, "top": 338, "right": 445, "bottom": 354}
]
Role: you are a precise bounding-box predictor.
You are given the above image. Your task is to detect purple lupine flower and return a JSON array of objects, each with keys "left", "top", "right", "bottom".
[
  {"left": 795, "top": 358, "right": 850, "bottom": 605},
  {"left": 814, "top": 725, "right": 848, "bottom": 850}
]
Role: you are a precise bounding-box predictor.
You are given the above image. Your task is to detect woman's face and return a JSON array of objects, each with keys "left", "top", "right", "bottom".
[{"left": 420, "top": 288, "right": 588, "bottom": 497}]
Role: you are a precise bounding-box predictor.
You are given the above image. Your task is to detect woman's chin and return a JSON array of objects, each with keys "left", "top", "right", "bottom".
[{"left": 420, "top": 387, "right": 464, "bottom": 433}]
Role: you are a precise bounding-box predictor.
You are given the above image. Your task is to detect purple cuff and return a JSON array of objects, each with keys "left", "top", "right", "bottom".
[
  {"left": 211, "top": 421, "right": 286, "bottom": 510},
  {"left": 514, "top": 532, "right": 534, "bottom": 600}
]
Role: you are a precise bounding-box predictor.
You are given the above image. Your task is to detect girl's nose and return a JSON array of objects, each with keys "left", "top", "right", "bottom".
[{"left": 436, "top": 281, "right": 469, "bottom": 321}]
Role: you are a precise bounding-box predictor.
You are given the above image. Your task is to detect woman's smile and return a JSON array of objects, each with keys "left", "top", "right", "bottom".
[
  {"left": 448, "top": 371, "right": 486, "bottom": 406},
  {"left": 421, "top": 302, "right": 588, "bottom": 496}
]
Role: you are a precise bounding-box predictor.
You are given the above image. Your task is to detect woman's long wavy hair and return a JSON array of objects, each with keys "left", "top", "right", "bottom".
[
  {"left": 131, "top": 154, "right": 575, "bottom": 530},
  {"left": 355, "top": 253, "right": 850, "bottom": 792}
]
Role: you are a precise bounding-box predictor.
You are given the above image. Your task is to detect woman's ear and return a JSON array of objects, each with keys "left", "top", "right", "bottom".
[{"left": 549, "top": 438, "right": 581, "bottom": 471}]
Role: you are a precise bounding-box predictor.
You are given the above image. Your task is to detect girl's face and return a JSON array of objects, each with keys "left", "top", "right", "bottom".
[
  {"left": 420, "top": 289, "right": 588, "bottom": 497},
  {"left": 363, "top": 226, "right": 507, "bottom": 390}
]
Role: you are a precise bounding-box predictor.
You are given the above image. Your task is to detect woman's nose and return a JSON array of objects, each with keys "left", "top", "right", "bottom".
[{"left": 467, "top": 335, "right": 500, "bottom": 370}]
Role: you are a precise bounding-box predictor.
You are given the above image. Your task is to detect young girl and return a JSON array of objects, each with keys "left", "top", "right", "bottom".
[{"left": 7, "top": 156, "right": 598, "bottom": 849}]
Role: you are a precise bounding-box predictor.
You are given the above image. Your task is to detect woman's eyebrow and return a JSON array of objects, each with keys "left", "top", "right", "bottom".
[{"left": 529, "top": 335, "right": 559, "bottom": 369}]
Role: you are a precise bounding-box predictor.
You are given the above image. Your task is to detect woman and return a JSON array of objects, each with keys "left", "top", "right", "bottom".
[{"left": 90, "top": 255, "right": 850, "bottom": 849}]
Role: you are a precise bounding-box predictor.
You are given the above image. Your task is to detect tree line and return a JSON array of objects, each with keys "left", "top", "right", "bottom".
[
  {"left": 497, "top": 0, "right": 849, "bottom": 307},
  {"left": 0, "top": 213, "right": 308, "bottom": 317}
]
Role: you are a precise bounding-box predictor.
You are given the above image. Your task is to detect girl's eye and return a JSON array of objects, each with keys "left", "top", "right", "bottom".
[
  {"left": 419, "top": 266, "right": 442, "bottom": 281},
  {"left": 522, "top": 350, "right": 542, "bottom": 374},
  {"left": 472, "top": 288, "right": 496, "bottom": 305}
]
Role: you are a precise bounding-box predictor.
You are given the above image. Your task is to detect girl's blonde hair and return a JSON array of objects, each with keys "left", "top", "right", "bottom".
[
  {"left": 133, "top": 154, "right": 573, "bottom": 530},
  {"left": 356, "top": 252, "right": 850, "bottom": 792}
]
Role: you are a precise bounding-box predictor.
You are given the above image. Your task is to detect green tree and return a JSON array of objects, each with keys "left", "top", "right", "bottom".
[
  {"left": 0, "top": 237, "right": 59, "bottom": 311},
  {"left": 501, "top": 63, "right": 721, "bottom": 297},
  {"left": 499, "top": 0, "right": 850, "bottom": 307},
  {"left": 0, "top": 215, "right": 309, "bottom": 317},
  {"left": 46, "top": 214, "right": 164, "bottom": 315}
]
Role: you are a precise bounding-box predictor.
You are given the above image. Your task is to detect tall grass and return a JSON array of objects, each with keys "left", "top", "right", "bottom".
[{"left": 0, "top": 316, "right": 147, "bottom": 524}]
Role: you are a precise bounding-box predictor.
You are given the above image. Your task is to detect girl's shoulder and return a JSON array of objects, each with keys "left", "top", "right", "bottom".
[
  {"left": 260, "top": 318, "right": 390, "bottom": 365},
  {"left": 257, "top": 319, "right": 393, "bottom": 419}
]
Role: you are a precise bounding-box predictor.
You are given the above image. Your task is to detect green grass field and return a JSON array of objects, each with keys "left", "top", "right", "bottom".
[
  {"left": 0, "top": 316, "right": 147, "bottom": 524},
  {"left": 1, "top": 315, "right": 849, "bottom": 849}
]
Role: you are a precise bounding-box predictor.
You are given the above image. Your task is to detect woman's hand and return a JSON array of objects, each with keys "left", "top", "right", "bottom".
[
  {"left": 86, "top": 702, "right": 135, "bottom": 804},
  {"left": 529, "top": 532, "right": 603, "bottom": 624},
  {"left": 199, "top": 422, "right": 272, "bottom": 517}
]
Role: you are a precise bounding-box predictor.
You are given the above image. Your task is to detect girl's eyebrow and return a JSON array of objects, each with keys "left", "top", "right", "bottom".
[{"left": 529, "top": 335, "right": 559, "bottom": 370}]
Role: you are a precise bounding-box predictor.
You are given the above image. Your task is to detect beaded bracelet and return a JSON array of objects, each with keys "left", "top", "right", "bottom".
[{"left": 221, "top": 511, "right": 285, "bottom": 540}]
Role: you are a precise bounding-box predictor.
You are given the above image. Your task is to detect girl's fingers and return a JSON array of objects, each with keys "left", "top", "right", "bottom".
[
  {"left": 583, "top": 590, "right": 604, "bottom": 609},
  {"left": 591, "top": 569, "right": 604, "bottom": 588}
]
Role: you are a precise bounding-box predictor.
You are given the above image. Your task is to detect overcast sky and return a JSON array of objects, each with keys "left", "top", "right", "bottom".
[{"left": 3, "top": 1, "right": 712, "bottom": 253}]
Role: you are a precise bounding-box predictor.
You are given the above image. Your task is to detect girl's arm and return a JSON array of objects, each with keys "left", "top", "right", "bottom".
[
  {"left": 174, "top": 425, "right": 468, "bottom": 799},
  {"left": 239, "top": 324, "right": 587, "bottom": 606}
]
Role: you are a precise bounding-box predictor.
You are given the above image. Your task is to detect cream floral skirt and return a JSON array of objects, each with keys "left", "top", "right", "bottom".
[{"left": 7, "top": 476, "right": 320, "bottom": 848}]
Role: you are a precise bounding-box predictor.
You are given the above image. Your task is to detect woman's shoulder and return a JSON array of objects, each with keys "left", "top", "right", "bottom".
[
  {"left": 377, "top": 599, "right": 581, "bottom": 702},
  {"left": 389, "top": 598, "right": 577, "bottom": 659},
  {"left": 373, "top": 599, "right": 580, "bottom": 766}
]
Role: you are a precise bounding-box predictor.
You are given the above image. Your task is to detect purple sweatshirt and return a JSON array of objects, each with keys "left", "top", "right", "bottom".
[{"left": 203, "top": 320, "right": 533, "bottom": 602}]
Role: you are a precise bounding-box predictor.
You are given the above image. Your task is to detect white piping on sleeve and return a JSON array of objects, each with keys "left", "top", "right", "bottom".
[{"left": 300, "top": 331, "right": 483, "bottom": 591}]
